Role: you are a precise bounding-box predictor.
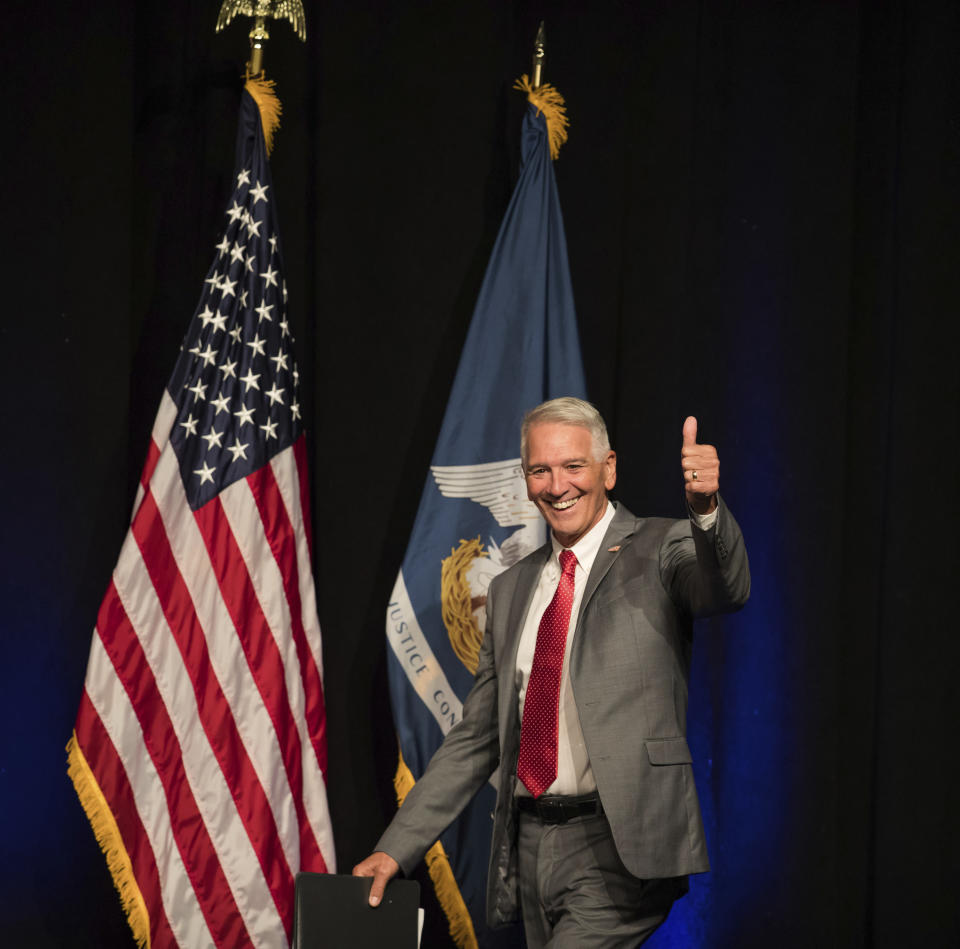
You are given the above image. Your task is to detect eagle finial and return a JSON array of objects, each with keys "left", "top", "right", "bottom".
[{"left": 216, "top": 1, "right": 306, "bottom": 76}]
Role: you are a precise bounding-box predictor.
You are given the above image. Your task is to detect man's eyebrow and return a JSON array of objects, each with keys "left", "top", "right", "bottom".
[{"left": 526, "top": 456, "right": 591, "bottom": 469}]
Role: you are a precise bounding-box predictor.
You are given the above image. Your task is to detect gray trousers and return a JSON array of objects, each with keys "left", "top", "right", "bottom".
[{"left": 516, "top": 811, "right": 687, "bottom": 948}]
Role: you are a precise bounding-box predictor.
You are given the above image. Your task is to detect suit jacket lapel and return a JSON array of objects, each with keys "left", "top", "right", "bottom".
[
  {"left": 499, "top": 544, "right": 550, "bottom": 744},
  {"left": 504, "top": 547, "right": 548, "bottom": 647},
  {"left": 574, "top": 502, "right": 638, "bottom": 631}
]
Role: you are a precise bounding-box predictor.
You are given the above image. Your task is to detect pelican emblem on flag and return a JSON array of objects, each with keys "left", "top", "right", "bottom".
[{"left": 430, "top": 459, "right": 545, "bottom": 672}]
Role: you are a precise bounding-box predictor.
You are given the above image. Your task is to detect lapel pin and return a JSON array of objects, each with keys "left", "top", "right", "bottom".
[{"left": 607, "top": 545, "right": 621, "bottom": 552}]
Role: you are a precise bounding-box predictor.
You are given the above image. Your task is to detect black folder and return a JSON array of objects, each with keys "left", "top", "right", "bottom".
[{"left": 293, "top": 872, "right": 421, "bottom": 949}]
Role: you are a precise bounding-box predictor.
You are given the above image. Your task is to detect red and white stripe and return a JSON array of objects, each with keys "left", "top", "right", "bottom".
[{"left": 75, "top": 391, "right": 334, "bottom": 949}]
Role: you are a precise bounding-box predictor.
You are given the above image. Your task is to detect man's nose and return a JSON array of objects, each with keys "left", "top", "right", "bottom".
[{"left": 548, "top": 469, "right": 568, "bottom": 496}]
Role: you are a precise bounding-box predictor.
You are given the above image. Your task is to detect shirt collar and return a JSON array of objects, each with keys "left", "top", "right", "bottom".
[{"left": 549, "top": 500, "right": 615, "bottom": 576}]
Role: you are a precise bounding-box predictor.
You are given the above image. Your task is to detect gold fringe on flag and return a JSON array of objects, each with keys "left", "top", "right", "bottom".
[
  {"left": 394, "top": 749, "right": 479, "bottom": 949},
  {"left": 514, "top": 74, "right": 570, "bottom": 159},
  {"left": 244, "top": 74, "right": 282, "bottom": 156},
  {"left": 66, "top": 732, "right": 151, "bottom": 949}
]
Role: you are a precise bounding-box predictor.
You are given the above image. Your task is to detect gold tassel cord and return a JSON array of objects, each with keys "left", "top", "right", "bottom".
[
  {"left": 514, "top": 74, "right": 570, "bottom": 160},
  {"left": 394, "top": 750, "right": 479, "bottom": 949},
  {"left": 66, "top": 733, "right": 151, "bottom": 949},
  {"left": 244, "top": 75, "right": 282, "bottom": 156}
]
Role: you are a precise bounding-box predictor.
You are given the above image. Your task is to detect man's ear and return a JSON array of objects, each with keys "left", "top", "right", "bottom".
[{"left": 603, "top": 451, "right": 617, "bottom": 491}]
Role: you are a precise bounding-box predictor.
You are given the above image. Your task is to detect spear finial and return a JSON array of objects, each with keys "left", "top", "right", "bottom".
[{"left": 531, "top": 21, "right": 546, "bottom": 89}]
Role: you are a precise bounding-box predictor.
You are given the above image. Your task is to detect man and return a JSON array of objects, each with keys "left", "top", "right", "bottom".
[{"left": 355, "top": 398, "right": 750, "bottom": 946}]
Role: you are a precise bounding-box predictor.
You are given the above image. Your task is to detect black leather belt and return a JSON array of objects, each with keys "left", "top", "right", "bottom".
[{"left": 516, "top": 792, "right": 604, "bottom": 824}]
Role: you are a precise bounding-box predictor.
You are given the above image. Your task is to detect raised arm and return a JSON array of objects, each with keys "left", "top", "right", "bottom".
[{"left": 662, "top": 416, "right": 750, "bottom": 615}]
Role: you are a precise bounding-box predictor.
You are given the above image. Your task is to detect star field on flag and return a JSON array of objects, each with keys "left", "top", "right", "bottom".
[{"left": 168, "top": 168, "right": 301, "bottom": 511}]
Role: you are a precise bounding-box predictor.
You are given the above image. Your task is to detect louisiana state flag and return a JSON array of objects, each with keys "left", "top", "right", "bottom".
[{"left": 385, "top": 79, "right": 587, "bottom": 948}]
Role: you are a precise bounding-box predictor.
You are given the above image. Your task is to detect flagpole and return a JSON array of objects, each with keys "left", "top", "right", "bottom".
[
  {"left": 248, "top": 15, "right": 269, "bottom": 76},
  {"left": 531, "top": 21, "right": 546, "bottom": 89}
]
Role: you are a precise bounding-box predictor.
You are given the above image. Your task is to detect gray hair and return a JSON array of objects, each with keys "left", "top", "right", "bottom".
[{"left": 520, "top": 397, "right": 611, "bottom": 465}]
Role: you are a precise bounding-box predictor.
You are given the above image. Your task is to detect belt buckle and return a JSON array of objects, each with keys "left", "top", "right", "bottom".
[{"left": 538, "top": 798, "right": 568, "bottom": 824}]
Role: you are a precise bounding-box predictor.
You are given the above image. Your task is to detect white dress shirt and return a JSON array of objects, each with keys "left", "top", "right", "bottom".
[{"left": 514, "top": 500, "right": 718, "bottom": 797}]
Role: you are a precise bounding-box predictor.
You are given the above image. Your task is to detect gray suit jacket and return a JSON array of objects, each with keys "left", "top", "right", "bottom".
[{"left": 377, "top": 498, "right": 750, "bottom": 927}]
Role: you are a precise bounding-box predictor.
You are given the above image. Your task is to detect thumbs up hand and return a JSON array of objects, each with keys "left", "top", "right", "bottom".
[{"left": 681, "top": 416, "right": 719, "bottom": 515}]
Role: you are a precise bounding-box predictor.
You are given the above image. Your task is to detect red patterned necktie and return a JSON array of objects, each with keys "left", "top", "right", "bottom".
[{"left": 517, "top": 548, "right": 578, "bottom": 798}]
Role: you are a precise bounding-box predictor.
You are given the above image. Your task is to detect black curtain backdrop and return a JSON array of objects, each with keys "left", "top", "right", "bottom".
[{"left": 3, "top": 1, "right": 958, "bottom": 946}]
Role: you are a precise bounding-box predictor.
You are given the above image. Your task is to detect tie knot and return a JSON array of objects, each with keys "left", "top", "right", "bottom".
[{"left": 559, "top": 549, "right": 577, "bottom": 575}]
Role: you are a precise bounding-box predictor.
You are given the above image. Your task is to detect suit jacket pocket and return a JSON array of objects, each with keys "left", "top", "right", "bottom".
[{"left": 644, "top": 736, "right": 693, "bottom": 765}]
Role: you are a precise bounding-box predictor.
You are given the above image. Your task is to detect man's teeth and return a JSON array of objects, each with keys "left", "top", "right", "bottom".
[{"left": 552, "top": 498, "right": 579, "bottom": 510}]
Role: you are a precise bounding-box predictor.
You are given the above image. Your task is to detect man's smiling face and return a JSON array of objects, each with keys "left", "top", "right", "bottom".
[{"left": 524, "top": 422, "right": 617, "bottom": 548}]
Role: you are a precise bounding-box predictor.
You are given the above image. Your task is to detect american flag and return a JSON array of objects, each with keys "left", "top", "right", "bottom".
[{"left": 67, "top": 88, "right": 334, "bottom": 949}]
